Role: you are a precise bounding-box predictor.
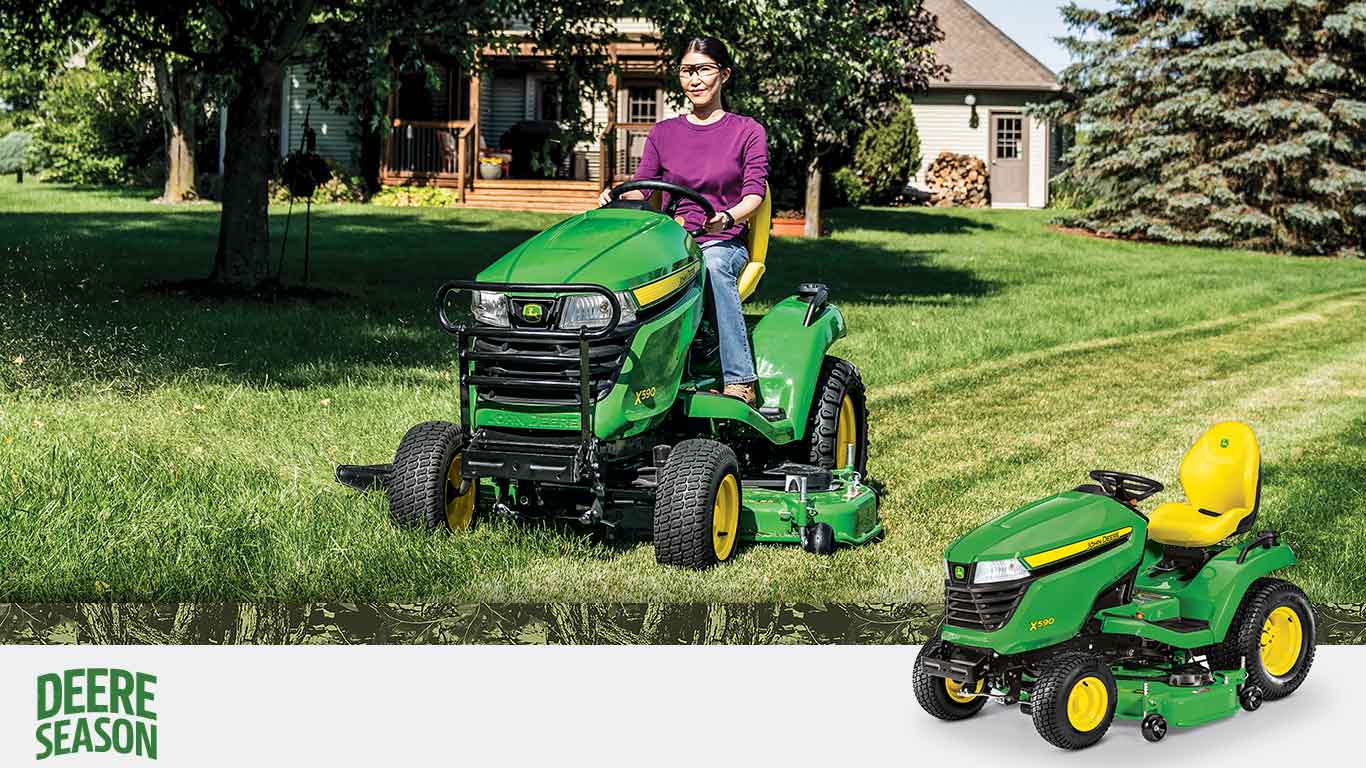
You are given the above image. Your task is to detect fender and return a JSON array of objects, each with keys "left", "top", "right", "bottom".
[
  {"left": 682, "top": 296, "right": 845, "bottom": 443},
  {"left": 1184, "top": 539, "right": 1298, "bottom": 641}
]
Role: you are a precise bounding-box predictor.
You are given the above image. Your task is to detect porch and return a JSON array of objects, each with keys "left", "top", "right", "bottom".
[{"left": 378, "top": 43, "right": 670, "bottom": 212}]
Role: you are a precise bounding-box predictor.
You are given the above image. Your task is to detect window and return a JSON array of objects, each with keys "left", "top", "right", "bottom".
[
  {"left": 995, "top": 116, "right": 1023, "bottom": 160},
  {"left": 627, "top": 86, "right": 658, "bottom": 122}
]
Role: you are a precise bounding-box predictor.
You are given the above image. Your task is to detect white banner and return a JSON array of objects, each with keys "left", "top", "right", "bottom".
[{"left": 0, "top": 644, "right": 1355, "bottom": 766}]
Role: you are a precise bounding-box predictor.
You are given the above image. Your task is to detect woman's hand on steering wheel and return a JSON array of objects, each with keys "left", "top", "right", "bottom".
[{"left": 601, "top": 180, "right": 716, "bottom": 220}]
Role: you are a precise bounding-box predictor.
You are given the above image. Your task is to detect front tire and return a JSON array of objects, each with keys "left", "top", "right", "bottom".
[
  {"left": 654, "top": 439, "right": 742, "bottom": 569},
  {"left": 1030, "top": 652, "right": 1116, "bottom": 750},
  {"left": 803, "top": 357, "right": 868, "bottom": 473},
  {"left": 1208, "top": 578, "right": 1315, "bottom": 700},
  {"left": 387, "top": 421, "right": 478, "bottom": 531},
  {"left": 913, "top": 637, "right": 988, "bottom": 720}
]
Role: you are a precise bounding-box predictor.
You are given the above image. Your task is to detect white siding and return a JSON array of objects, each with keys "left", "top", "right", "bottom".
[
  {"left": 282, "top": 65, "right": 359, "bottom": 167},
  {"left": 911, "top": 102, "right": 989, "bottom": 186},
  {"left": 1028, "top": 115, "right": 1047, "bottom": 208}
]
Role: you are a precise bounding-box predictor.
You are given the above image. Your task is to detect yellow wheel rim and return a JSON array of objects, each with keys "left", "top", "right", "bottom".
[
  {"left": 944, "top": 678, "right": 983, "bottom": 704},
  {"left": 1065, "top": 676, "right": 1109, "bottom": 732},
  {"left": 1261, "top": 605, "right": 1304, "bottom": 677},
  {"left": 835, "top": 394, "right": 857, "bottom": 469},
  {"left": 712, "top": 474, "right": 740, "bottom": 561},
  {"left": 445, "top": 455, "right": 477, "bottom": 530}
]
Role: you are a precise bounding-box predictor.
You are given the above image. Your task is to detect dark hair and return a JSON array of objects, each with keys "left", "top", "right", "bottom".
[
  {"left": 682, "top": 36, "right": 735, "bottom": 107},
  {"left": 683, "top": 36, "right": 734, "bottom": 71}
]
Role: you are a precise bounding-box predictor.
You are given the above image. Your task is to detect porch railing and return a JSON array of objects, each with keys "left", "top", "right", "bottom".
[
  {"left": 383, "top": 119, "right": 476, "bottom": 201},
  {"left": 599, "top": 121, "right": 655, "bottom": 189}
]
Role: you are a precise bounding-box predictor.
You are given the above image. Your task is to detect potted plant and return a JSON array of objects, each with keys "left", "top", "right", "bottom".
[
  {"left": 771, "top": 209, "right": 830, "bottom": 237},
  {"left": 479, "top": 155, "right": 504, "bottom": 180}
]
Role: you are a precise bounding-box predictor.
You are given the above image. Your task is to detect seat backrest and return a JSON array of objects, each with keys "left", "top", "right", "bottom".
[
  {"left": 738, "top": 183, "right": 772, "bottom": 302},
  {"left": 1180, "top": 421, "right": 1261, "bottom": 519}
]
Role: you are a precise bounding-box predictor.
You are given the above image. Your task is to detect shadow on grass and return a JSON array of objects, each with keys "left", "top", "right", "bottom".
[
  {"left": 825, "top": 205, "right": 1000, "bottom": 237},
  {"left": 1, "top": 203, "right": 994, "bottom": 392}
]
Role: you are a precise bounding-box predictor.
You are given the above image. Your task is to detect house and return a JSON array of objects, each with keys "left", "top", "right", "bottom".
[
  {"left": 914, "top": 0, "right": 1064, "bottom": 208},
  {"left": 277, "top": 20, "right": 682, "bottom": 212},
  {"left": 277, "top": 4, "right": 1064, "bottom": 211}
]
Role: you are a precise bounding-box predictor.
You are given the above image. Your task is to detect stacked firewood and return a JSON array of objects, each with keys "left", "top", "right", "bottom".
[{"left": 925, "top": 152, "right": 989, "bottom": 208}]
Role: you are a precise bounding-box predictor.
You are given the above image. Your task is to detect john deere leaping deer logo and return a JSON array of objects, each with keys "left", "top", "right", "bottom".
[{"left": 521, "top": 303, "right": 545, "bottom": 323}]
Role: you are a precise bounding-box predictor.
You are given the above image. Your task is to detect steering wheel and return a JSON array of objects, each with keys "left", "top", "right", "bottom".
[
  {"left": 1088, "top": 470, "right": 1164, "bottom": 504},
  {"left": 603, "top": 179, "right": 716, "bottom": 220}
]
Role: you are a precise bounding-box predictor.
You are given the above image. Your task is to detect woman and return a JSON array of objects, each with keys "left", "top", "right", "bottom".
[{"left": 598, "top": 37, "right": 768, "bottom": 406}]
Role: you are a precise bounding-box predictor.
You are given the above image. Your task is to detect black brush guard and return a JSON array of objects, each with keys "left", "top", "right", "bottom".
[
  {"left": 436, "top": 280, "right": 624, "bottom": 484},
  {"left": 337, "top": 281, "right": 625, "bottom": 491}
]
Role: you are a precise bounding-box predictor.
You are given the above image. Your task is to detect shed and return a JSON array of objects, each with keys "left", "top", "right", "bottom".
[{"left": 913, "top": 0, "right": 1064, "bottom": 208}]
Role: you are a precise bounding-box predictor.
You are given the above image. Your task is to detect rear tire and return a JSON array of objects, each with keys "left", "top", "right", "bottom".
[
  {"left": 1030, "top": 652, "right": 1116, "bottom": 750},
  {"left": 803, "top": 357, "right": 868, "bottom": 473},
  {"left": 387, "top": 421, "right": 477, "bottom": 531},
  {"left": 654, "top": 439, "right": 742, "bottom": 569},
  {"left": 913, "top": 637, "right": 988, "bottom": 720},
  {"left": 1208, "top": 578, "right": 1315, "bottom": 700}
]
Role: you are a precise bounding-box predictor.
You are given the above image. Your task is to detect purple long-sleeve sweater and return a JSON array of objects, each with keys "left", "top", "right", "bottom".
[{"left": 632, "top": 112, "right": 768, "bottom": 243}]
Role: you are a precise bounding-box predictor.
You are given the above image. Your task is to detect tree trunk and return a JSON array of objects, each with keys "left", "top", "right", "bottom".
[
  {"left": 211, "top": 61, "right": 279, "bottom": 289},
  {"left": 154, "top": 59, "right": 197, "bottom": 202},
  {"left": 804, "top": 155, "right": 822, "bottom": 238},
  {"left": 357, "top": 104, "right": 384, "bottom": 196}
]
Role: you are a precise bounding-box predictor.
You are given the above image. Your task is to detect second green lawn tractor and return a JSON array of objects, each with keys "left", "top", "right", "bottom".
[
  {"left": 337, "top": 180, "right": 882, "bottom": 568},
  {"left": 914, "top": 421, "right": 1315, "bottom": 749}
]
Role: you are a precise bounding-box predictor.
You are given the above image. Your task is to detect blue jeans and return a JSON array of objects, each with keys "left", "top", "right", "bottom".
[{"left": 701, "top": 238, "right": 757, "bottom": 385}]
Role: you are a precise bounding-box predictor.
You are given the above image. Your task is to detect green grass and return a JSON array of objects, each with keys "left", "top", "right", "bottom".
[{"left": 2, "top": 177, "right": 1364, "bottom": 603}]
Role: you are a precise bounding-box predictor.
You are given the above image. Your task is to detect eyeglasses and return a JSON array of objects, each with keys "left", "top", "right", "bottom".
[{"left": 677, "top": 64, "right": 722, "bottom": 81}]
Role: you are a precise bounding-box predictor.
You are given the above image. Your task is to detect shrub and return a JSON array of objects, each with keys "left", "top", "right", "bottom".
[
  {"left": 0, "top": 130, "right": 33, "bottom": 174},
  {"left": 268, "top": 158, "right": 366, "bottom": 204},
  {"left": 32, "top": 65, "right": 161, "bottom": 185},
  {"left": 831, "top": 166, "right": 870, "bottom": 207},
  {"left": 370, "top": 184, "right": 460, "bottom": 208},
  {"left": 1047, "top": 169, "right": 1096, "bottom": 210},
  {"left": 849, "top": 96, "right": 922, "bottom": 205}
]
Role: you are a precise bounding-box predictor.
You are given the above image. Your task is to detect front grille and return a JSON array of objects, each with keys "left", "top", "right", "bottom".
[
  {"left": 944, "top": 579, "right": 1030, "bottom": 631},
  {"left": 467, "top": 333, "right": 631, "bottom": 406}
]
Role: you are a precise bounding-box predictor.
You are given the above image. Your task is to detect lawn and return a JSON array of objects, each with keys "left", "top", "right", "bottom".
[{"left": 1, "top": 177, "right": 1364, "bottom": 604}]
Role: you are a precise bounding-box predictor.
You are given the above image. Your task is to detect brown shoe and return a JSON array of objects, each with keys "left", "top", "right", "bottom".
[{"left": 723, "top": 382, "right": 757, "bottom": 407}]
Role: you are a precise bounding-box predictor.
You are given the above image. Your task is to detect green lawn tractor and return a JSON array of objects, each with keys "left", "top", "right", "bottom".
[
  {"left": 914, "top": 421, "right": 1315, "bottom": 749},
  {"left": 336, "top": 180, "right": 881, "bottom": 568}
]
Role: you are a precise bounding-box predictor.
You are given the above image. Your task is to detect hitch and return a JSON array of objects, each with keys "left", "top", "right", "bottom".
[{"left": 335, "top": 463, "right": 391, "bottom": 492}]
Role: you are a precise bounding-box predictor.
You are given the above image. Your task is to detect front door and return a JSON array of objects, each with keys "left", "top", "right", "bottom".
[{"left": 989, "top": 113, "right": 1029, "bottom": 206}]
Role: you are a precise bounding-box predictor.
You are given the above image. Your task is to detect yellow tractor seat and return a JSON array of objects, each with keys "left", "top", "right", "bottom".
[
  {"left": 1148, "top": 421, "right": 1262, "bottom": 548},
  {"left": 737, "top": 183, "right": 772, "bottom": 302}
]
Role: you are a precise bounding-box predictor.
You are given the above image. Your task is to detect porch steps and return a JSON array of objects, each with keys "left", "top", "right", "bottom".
[{"left": 462, "top": 179, "right": 600, "bottom": 213}]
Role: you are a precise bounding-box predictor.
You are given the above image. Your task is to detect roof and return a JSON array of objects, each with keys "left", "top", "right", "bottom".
[{"left": 923, "top": 0, "right": 1061, "bottom": 91}]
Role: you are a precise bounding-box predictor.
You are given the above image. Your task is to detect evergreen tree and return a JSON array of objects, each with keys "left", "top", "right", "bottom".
[{"left": 1043, "top": 0, "right": 1365, "bottom": 257}]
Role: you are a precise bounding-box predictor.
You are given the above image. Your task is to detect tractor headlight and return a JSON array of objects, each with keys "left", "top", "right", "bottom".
[
  {"left": 470, "top": 290, "right": 510, "bottom": 327},
  {"left": 973, "top": 558, "right": 1029, "bottom": 584},
  {"left": 559, "top": 291, "right": 637, "bottom": 330}
]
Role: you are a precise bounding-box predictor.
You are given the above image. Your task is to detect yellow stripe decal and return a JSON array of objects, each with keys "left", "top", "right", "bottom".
[
  {"left": 1023, "top": 527, "right": 1133, "bottom": 569},
  {"left": 632, "top": 262, "right": 700, "bottom": 307}
]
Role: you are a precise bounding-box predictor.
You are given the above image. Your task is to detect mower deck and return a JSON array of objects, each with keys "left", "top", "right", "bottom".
[
  {"left": 742, "top": 468, "right": 882, "bottom": 545},
  {"left": 1107, "top": 665, "right": 1247, "bottom": 728}
]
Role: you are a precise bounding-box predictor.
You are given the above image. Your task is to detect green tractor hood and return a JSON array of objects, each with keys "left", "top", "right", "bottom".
[
  {"left": 945, "top": 491, "right": 1145, "bottom": 566},
  {"left": 478, "top": 208, "right": 701, "bottom": 292}
]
